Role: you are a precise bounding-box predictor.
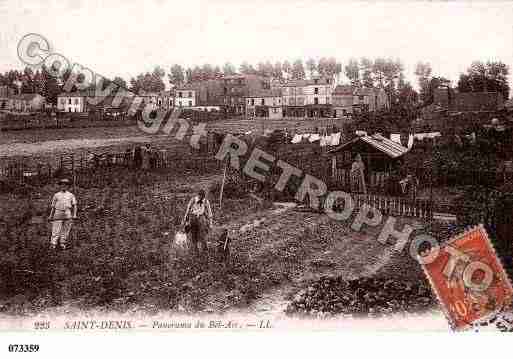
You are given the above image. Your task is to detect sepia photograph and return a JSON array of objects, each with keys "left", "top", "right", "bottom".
[{"left": 1, "top": 0, "right": 513, "bottom": 354}]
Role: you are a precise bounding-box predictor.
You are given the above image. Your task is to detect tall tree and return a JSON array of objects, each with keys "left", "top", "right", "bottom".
[
  {"left": 201, "top": 64, "right": 214, "bottom": 81},
  {"left": 317, "top": 57, "right": 328, "bottom": 77},
  {"left": 239, "top": 61, "right": 256, "bottom": 75},
  {"left": 151, "top": 66, "right": 166, "bottom": 92},
  {"left": 129, "top": 78, "right": 139, "bottom": 93},
  {"left": 282, "top": 60, "right": 292, "bottom": 79},
  {"left": 414, "top": 62, "right": 432, "bottom": 103},
  {"left": 41, "top": 65, "right": 60, "bottom": 105},
  {"left": 112, "top": 76, "right": 127, "bottom": 89},
  {"left": 263, "top": 61, "right": 274, "bottom": 78},
  {"left": 345, "top": 58, "right": 360, "bottom": 87},
  {"left": 457, "top": 61, "right": 509, "bottom": 99},
  {"left": 168, "top": 64, "right": 185, "bottom": 86},
  {"left": 334, "top": 61, "right": 342, "bottom": 84},
  {"left": 223, "top": 62, "right": 236, "bottom": 76},
  {"left": 291, "top": 59, "right": 305, "bottom": 80},
  {"left": 273, "top": 61, "right": 283, "bottom": 80},
  {"left": 33, "top": 70, "right": 44, "bottom": 95},
  {"left": 306, "top": 58, "right": 317, "bottom": 78},
  {"left": 360, "top": 57, "right": 374, "bottom": 88},
  {"left": 185, "top": 68, "right": 193, "bottom": 83},
  {"left": 191, "top": 66, "right": 202, "bottom": 82},
  {"left": 21, "top": 66, "right": 35, "bottom": 93},
  {"left": 213, "top": 65, "right": 223, "bottom": 79}
]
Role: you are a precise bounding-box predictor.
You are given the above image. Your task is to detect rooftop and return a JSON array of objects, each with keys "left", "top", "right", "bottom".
[
  {"left": 329, "top": 133, "right": 409, "bottom": 159},
  {"left": 282, "top": 77, "right": 333, "bottom": 87},
  {"left": 332, "top": 85, "right": 382, "bottom": 96}
]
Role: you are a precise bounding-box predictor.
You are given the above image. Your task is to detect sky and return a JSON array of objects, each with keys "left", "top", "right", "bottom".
[{"left": 1, "top": 0, "right": 513, "bottom": 90}]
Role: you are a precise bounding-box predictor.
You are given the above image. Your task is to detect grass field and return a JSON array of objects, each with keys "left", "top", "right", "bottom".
[
  {"left": 0, "top": 117, "right": 344, "bottom": 159},
  {"left": 0, "top": 116, "right": 437, "bottom": 317},
  {"left": 0, "top": 159, "right": 431, "bottom": 316}
]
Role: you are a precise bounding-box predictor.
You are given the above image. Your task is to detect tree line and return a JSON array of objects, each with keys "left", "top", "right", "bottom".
[
  {"left": 1, "top": 58, "right": 509, "bottom": 107},
  {"left": 167, "top": 58, "right": 344, "bottom": 86},
  {"left": 415, "top": 60, "right": 510, "bottom": 105},
  {"left": 0, "top": 65, "right": 130, "bottom": 105}
]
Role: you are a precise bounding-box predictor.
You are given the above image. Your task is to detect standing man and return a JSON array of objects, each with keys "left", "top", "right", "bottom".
[
  {"left": 350, "top": 153, "right": 367, "bottom": 194},
  {"left": 182, "top": 189, "right": 213, "bottom": 258},
  {"left": 48, "top": 178, "right": 77, "bottom": 250}
]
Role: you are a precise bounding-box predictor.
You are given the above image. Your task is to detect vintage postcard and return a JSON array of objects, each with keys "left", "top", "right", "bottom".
[{"left": 1, "top": 0, "right": 513, "bottom": 356}]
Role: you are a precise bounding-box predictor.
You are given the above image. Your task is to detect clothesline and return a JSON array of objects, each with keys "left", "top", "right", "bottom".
[{"left": 290, "top": 132, "right": 342, "bottom": 147}]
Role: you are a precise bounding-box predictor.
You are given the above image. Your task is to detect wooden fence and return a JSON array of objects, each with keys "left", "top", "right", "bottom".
[{"left": 352, "top": 193, "right": 433, "bottom": 219}]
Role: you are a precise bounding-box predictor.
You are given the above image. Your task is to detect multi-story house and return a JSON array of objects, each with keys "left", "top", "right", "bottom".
[
  {"left": 245, "top": 89, "right": 283, "bottom": 119},
  {"left": 332, "top": 85, "right": 354, "bottom": 117},
  {"left": 57, "top": 92, "right": 88, "bottom": 112},
  {"left": 160, "top": 90, "right": 174, "bottom": 110},
  {"left": 8, "top": 93, "right": 46, "bottom": 112},
  {"left": 0, "top": 86, "right": 15, "bottom": 110},
  {"left": 222, "top": 74, "right": 271, "bottom": 115},
  {"left": 433, "top": 87, "right": 504, "bottom": 112},
  {"left": 332, "top": 85, "right": 388, "bottom": 117},
  {"left": 281, "top": 76, "right": 335, "bottom": 118},
  {"left": 195, "top": 79, "right": 225, "bottom": 107},
  {"left": 353, "top": 88, "right": 388, "bottom": 113},
  {"left": 58, "top": 90, "right": 132, "bottom": 113},
  {"left": 174, "top": 86, "right": 196, "bottom": 108}
]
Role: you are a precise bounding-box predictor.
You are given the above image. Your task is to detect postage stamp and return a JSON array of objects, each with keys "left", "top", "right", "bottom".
[{"left": 422, "top": 225, "right": 513, "bottom": 331}]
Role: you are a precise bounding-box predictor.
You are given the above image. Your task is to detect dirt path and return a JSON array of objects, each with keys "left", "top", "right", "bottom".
[{"left": 196, "top": 202, "right": 428, "bottom": 315}]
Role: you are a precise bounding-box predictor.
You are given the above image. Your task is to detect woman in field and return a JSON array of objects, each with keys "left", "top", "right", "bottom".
[{"left": 182, "top": 189, "right": 213, "bottom": 257}]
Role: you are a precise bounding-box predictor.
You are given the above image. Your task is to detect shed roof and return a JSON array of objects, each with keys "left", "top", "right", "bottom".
[{"left": 328, "top": 133, "right": 409, "bottom": 159}]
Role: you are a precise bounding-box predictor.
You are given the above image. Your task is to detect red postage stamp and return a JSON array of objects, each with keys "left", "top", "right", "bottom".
[{"left": 422, "top": 224, "right": 513, "bottom": 331}]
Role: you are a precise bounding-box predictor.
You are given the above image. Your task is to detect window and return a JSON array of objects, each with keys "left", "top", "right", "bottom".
[
  {"left": 68, "top": 99, "right": 71, "bottom": 104},
  {"left": 359, "top": 95, "right": 364, "bottom": 101},
  {"left": 261, "top": 99, "right": 265, "bottom": 106},
  {"left": 314, "top": 79, "right": 318, "bottom": 84},
  {"left": 178, "top": 92, "right": 183, "bottom": 98},
  {"left": 179, "top": 100, "right": 182, "bottom": 107},
  {"left": 314, "top": 87, "right": 319, "bottom": 94},
  {"left": 273, "top": 108, "right": 277, "bottom": 114},
  {"left": 188, "top": 101, "right": 192, "bottom": 107},
  {"left": 188, "top": 92, "right": 192, "bottom": 97},
  {"left": 60, "top": 98, "right": 65, "bottom": 105},
  {"left": 74, "top": 99, "right": 79, "bottom": 105},
  {"left": 314, "top": 97, "right": 319, "bottom": 105},
  {"left": 250, "top": 99, "right": 254, "bottom": 106}
]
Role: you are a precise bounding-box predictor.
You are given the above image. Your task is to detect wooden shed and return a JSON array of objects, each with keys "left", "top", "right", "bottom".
[{"left": 327, "top": 133, "right": 409, "bottom": 192}]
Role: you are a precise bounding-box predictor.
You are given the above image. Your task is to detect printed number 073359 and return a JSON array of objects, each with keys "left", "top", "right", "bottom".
[{"left": 8, "top": 344, "right": 39, "bottom": 353}]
